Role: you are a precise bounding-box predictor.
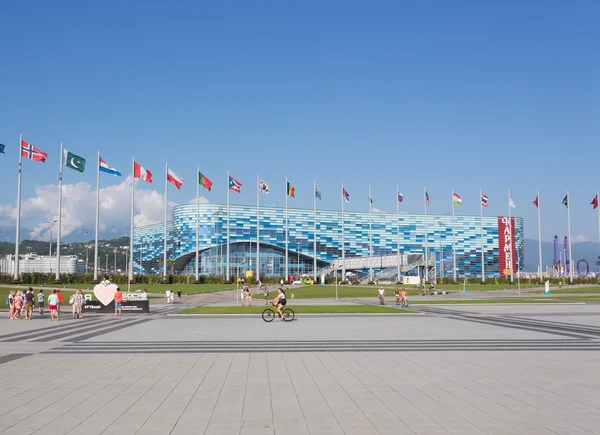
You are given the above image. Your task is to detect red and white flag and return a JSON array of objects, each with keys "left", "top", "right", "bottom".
[
  {"left": 134, "top": 162, "right": 152, "bottom": 183},
  {"left": 167, "top": 168, "right": 184, "bottom": 190},
  {"left": 21, "top": 140, "right": 47, "bottom": 162}
]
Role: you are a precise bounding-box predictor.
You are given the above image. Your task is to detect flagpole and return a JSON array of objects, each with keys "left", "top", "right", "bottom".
[
  {"left": 94, "top": 151, "right": 100, "bottom": 281},
  {"left": 369, "top": 185, "right": 373, "bottom": 282},
  {"left": 226, "top": 171, "right": 230, "bottom": 282},
  {"left": 424, "top": 187, "right": 428, "bottom": 284},
  {"left": 129, "top": 157, "right": 134, "bottom": 283},
  {"left": 567, "top": 191, "right": 573, "bottom": 284},
  {"left": 597, "top": 190, "right": 600, "bottom": 267},
  {"left": 256, "top": 174, "right": 260, "bottom": 281},
  {"left": 341, "top": 183, "right": 345, "bottom": 280},
  {"left": 313, "top": 180, "right": 317, "bottom": 283},
  {"left": 396, "top": 185, "right": 400, "bottom": 283},
  {"left": 537, "top": 190, "right": 542, "bottom": 281},
  {"left": 163, "top": 162, "right": 168, "bottom": 278},
  {"left": 452, "top": 188, "right": 456, "bottom": 282},
  {"left": 195, "top": 166, "right": 200, "bottom": 281},
  {"left": 509, "top": 190, "right": 514, "bottom": 283},
  {"left": 480, "top": 188, "right": 485, "bottom": 283},
  {"left": 285, "top": 177, "right": 289, "bottom": 281},
  {"left": 14, "top": 135, "right": 23, "bottom": 281},
  {"left": 55, "top": 143, "right": 63, "bottom": 281}
]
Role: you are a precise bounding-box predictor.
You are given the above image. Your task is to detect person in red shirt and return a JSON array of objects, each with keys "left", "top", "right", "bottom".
[
  {"left": 114, "top": 287, "right": 123, "bottom": 316},
  {"left": 56, "top": 290, "right": 64, "bottom": 314}
]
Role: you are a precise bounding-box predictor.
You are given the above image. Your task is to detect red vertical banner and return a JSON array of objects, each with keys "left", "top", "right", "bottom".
[{"left": 498, "top": 217, "right": 517, "bottom": 276}]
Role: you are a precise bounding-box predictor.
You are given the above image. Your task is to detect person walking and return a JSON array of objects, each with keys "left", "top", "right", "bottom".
[
  {"left": 70, "top": 290, "right": 83, "bottom": 319},
  {"left": 165, "top": 289, "right": 172, "bottom": 304},
  {"left": 176, "top": 289, "right": 182, "bottom": 303},
  {"left": 48, "top": 290, "right": 60, "bottom": 321},
  {"left": 114, "top": 286, "right": 123, "bottom": 316},
  {"left": 24, "top": 288, "right": 34, "bottom": 320},
  {"left": 7, "top": 290, "right": 16, "bottom": 319},
  {"left": 263, "top": 286, "right": 269, "bottom": 305},
  {"left": 56, "top": 290, "right": 64, "bottom": 314},
  {"left": 37, "top": 290, "right": 45, "bottom": 315}
]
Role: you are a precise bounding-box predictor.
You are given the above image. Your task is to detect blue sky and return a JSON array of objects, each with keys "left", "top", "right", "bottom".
[{"left": 0, "top": 0, "right": 598, "bottom": 242}]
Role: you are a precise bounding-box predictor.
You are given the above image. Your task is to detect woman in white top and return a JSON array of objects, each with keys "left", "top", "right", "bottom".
[{"left": 271, "top": 288, "right": 287, "bottom": 319}]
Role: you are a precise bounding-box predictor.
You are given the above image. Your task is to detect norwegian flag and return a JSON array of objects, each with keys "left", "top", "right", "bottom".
[
  {"left": 229, "top": 175, "right": 242, "bottom": 193},
  {"left": 167, "top": 168, "right": 184, "bottom": 190},
  {"left": 134, "top": 162, "right": 152, "bottom": 183},
  {"left": 21, "top": 140, "right": 47, "bottom": 162}
]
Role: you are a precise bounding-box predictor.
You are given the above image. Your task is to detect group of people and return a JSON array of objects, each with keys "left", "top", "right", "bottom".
[
  {"left": 377, "top": 288, "right": 408, "bottom": 306},
  {"left": 165, "top": 289, "right": 182, "bottom": 304},
  {"left": 6, "top": 288, "right": 71, "bottom": 321}
]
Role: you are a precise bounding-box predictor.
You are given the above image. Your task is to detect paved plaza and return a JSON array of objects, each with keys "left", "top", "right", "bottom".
[{"left": 1, "top": 302, "right": 600, "bottom": 434}]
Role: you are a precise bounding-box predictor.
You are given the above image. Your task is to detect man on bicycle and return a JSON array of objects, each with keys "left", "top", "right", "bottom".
[
  {"left": 377, "top": 288, "right": 385, "bottom": 305},
  {"left": 271, "top": 288, "right": 287, "bottom": 320}
]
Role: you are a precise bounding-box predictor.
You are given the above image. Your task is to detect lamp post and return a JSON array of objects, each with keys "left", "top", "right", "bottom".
[
  {"left": 113, "top": 248, "right": 118, "bottom": 274},
  {"left": 47, "top": 219, "right": 57, "bottom": 273},
  {"left": 438, "top": 221, "right": 443, "bottom": 279},
  {"left": 334, "top": 258, "right": 338, "bottom": 300},
  {"left": 140, "top": 246, "right": 144, "bottom": 275},
  {"left": 105, "top": 254, "right": 108, "bottom": 275},
  {"left": 214, "top": 211, "right": 221, "bottom": 277},
  {"left": 83, "top": 232, "right": 90, "bottom": 274}
]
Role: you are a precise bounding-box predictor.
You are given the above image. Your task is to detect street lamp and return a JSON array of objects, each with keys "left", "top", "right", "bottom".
[
  {"left": 437, "top": 221, "right": 443, "bottom": 279},
  {"left": 47, "top": 219, "right": 57, "bottom": 273},
  {"left": 113, "top": 248, "right": 118, "bottom": 273},
  {"left": 105, "top": 254, "right": 108, "bottom": 275},
  {"left": 84, "top": 232, "right": 91, "bottom": 273}
]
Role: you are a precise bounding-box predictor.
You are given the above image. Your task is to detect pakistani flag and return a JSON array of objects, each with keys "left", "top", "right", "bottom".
[{"left": 64, "top": 150, "right": 86, "bottom": 173}]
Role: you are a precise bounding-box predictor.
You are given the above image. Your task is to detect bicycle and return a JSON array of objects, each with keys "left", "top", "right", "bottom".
[
  {"left": 400, "top": 298, "right": 408, "bottom": 308},
  {"left": 262, "top": 303, "right": 295, "bottom": 322}
]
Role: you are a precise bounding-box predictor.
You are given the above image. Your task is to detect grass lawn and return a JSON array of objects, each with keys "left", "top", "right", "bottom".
[
  {"left": 410, "top": 295, "right": 600, "bottom": 304},
  {"left": 175, "top": 305, "right": 413, "bottom": 315}
]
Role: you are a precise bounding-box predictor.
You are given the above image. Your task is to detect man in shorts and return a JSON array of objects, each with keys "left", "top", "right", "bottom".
[
  {"left": 114, "top": 286, "right": 123, "bottom": 316},
  {"left": 24, "top": 288, "right": 34, "bottom": 320},
  {"left": 48, "top": 290, "right": 59, "bottom": 321},
  {"left": 37, "top": 290, "right": 45, "bottom": 315}
]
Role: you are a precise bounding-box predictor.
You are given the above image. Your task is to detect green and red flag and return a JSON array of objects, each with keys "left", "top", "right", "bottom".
[{"left": 199, "top": 171, "right": 212, "bottom": 191}]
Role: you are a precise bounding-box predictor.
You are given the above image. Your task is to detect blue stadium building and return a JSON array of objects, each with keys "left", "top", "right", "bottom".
[{"left": 133, "top": 203, "right": 523, "bottom": 279}]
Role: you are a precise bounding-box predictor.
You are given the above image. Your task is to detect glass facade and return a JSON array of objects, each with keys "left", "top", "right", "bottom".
[{"left": 133, "top": 203, "right": 524, "bottom": 278}]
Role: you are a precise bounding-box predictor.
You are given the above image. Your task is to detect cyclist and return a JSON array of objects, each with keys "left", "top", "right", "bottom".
[
  {"left": 400, "top": 288, "right": 408, "bottom": 307},
  {"left": 377, "top": 288, "right": 385, "bottom": 305},
  {"left": 271, "top": 288, "right": 287, "bottom": 320}
]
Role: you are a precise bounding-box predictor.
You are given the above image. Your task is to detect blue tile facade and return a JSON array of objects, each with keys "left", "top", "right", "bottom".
[{"left": 133, "top": 203, "right": 524, "bottom": 278}]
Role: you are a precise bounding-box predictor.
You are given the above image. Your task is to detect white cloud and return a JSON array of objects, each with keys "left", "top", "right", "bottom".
[
  {"left": 187, "top": 196, "right": 210, "bottom": 205},
  {"left": 572, "top": 234, "right": 588, "bottom": 243},
  {"left": 0, "top": 177, "right": 175, "bottom": 239},
  {"left": 371, "top": 207, "right": 384, "bottom": 213}
]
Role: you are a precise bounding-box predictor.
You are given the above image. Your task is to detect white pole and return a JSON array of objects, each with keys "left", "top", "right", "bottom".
[
  {"left": 14, "top": 134, "right": 23, "bottom": 281},
  {"left": 285, "top": 177, "right": 289, "bottom": 280},
  {"left": 452, "top": 188, "right": 456, "bottom": 282},
  {"left": 537, "top": 190, "right": 542, "bottom": 281},
  {"left": 256, "top": 174, "right": 260, "bottom": 281},
  {"left": 94, "top": 150, "right": 100, "bottom": 281},
  {"left": 396, "top": 185, "right": 400, "bottom": 283},
  {"left": 480, "top": 188, "right": 485, "bottom": 282},
  {"left": 195, "top": 166, "right": 199, "bottom": 281},
  {"left": 509, "top": 190, "right": 514, "bottom": 283},
  {"left": 597, "top": 190, "right": 600, "bottom": 276},
  {"left": 314, "top": 180, "right": 317, "bottom": 283},
  {"left": 567, "top": 191, "right": 573, "bottom": 284},
  {"left": 424, "top": 187, "right": 428, "bottom": 283},
  {"left": 129, "top": 157, "right": 134, "bottom": 283},
  {"left": 163, "top": 161, "right": 168, "bottom": 278},
  {"left": 369, "top": 184, "right": 373, "bottom": 282},
  {"left": 55, "top": 143, "right": 63, "bottom": 281},
  {"left": 341, "top": 183, "right": 345, "bottom": 280},
  {"left": 226, "top": 171, "right": 230, "bottom": 282}
]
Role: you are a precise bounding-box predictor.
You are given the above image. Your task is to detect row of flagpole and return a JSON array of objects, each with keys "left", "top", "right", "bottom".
[{"left": 9, "top": 135, "right": 594, "bottom": 284}]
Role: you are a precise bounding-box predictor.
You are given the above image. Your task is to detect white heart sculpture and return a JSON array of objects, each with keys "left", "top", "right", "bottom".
[{"left": 94, "top": 283, "right": 119, "bottom": 306}]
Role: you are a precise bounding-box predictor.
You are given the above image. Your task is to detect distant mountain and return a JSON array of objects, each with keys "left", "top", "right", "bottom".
[
  {"left": 0, "top": 226, "right": 128, "bottom": 243},
  {"left": 523, "top": 239, "right": 600, "bottom": 273}
]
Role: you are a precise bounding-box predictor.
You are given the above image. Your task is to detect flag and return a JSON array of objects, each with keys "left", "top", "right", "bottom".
[
  {"left": 315, "top": 187, "right": 321, "bottom": 200},
  {"left": 167, "top": 168, "right": 184, "bottom": 190},
  {"left": 452, "top": 192, "right": 462, "bottom": 206},
  {"left": 287, "top": 182, "right": 295, "bottom": 198},
  {"left": 259, "top": 179, "right": 270, "bottom": 194},
  {"left": 99, "top": 157, "right": 122, "bottom": 176},
  {"left": 134, "top": 162, "right": 152, "bottom": 183},
  {"left": 481, "top": 194, "right": 488, "bottom": 207},
  {"left": 398, "top": 193, "right": 403, "bottom": 202},
  {"left": 425, "top": 191, "right": 430, "bottom": 205},
  {"left": 229, "top": 175, "right": 242, "bottom": 193},
  {"left": 509, "top": 197, "right": 516, "bottom": 208},
  {"left": 343, "top": 188, "right": 350, "bottom": 202},
  {"left": 21, "top": 140, "right": 47, "bottom": 162},
  {"left": 0, "top": 144, "right": 5, "bottom": 154},
  {"left": 562, "top": 194, "right": 568, "bottom": 208},
  {"left": 533, "top": 195, "right": 539, "bottom": 208},
  {"left": 592, "top": 195, "right": 598, "bottom": 210},
  {"left": 63, "top": 150, "right": 86, "bottom": 173},
  {"left": 369, "top": 196, "right": 373, "bottom": 204},
  {"left": 199, "top": 171, "right": 212, "bottom": 191}
]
